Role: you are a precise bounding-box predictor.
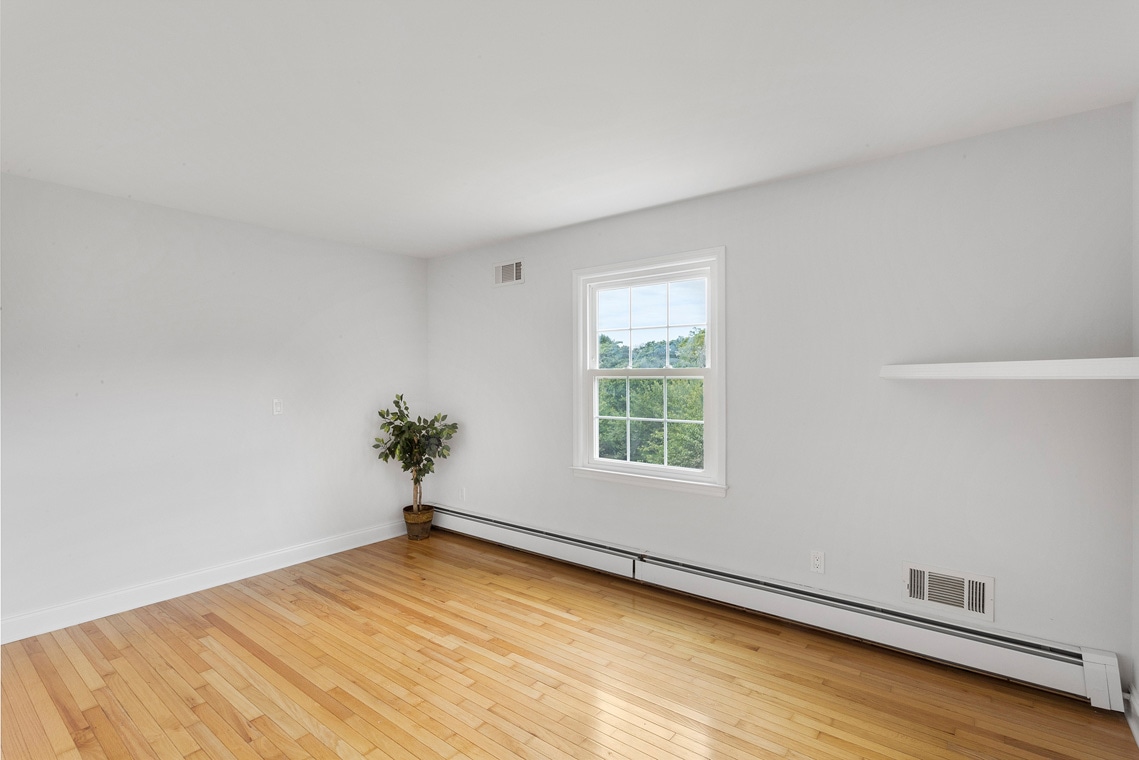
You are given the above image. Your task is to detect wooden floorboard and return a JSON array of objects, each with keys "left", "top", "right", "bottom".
[{"left": 3, "top": 530, "right": 1136, "bottom": 759}]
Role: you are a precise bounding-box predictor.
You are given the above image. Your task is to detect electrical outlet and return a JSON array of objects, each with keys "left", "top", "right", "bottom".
[
  {"left": 273, "top": 399, "right": 284, "bottom": 415},
  {"left": 810, "top": 550, "right": 825, "bottom": 574},
  {"left": 461, "top": 487, "right": 468, "bottom": 501}
]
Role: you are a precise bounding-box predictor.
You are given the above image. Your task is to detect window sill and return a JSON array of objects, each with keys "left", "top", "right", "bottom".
[{"left": 571, "top": 466, "right": 727, "bottom": 497}]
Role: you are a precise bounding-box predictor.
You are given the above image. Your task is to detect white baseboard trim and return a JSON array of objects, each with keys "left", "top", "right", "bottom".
[{"left": 1, "top": 520, "right": 405, "bottom": 644}]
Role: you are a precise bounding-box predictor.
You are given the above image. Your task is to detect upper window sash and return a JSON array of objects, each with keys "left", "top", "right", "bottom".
[{"left": 585, "top": 267, "right": 715, "bottom": 372}]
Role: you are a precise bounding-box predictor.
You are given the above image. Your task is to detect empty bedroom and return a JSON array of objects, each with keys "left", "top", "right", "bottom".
[{"left": 4, "top": 2, "right": 1139, "bottom": 758}]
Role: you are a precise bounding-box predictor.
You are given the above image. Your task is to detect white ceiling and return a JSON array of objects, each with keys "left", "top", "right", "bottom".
[{"left": 4, "top": 1, "right": 1139, "bottom": 258}]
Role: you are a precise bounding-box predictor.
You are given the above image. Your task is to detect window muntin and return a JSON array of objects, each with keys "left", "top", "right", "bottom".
[
  {"left": 573, "top": 248, "right": 725, "bottom": 495},
  {"left": 596, "top": 376, "right": 704, "bottom": 469},
  {"left": 594, "top": 279, "right": 706, "bottom": 371}
]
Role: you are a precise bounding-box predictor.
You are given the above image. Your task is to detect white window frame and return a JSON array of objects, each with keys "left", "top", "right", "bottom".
[{"left": 572, "top": 247, "right": 726, "bottom": 496}]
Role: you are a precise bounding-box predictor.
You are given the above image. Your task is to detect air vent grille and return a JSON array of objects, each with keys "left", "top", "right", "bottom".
[
  {"left": 908, "top": 567, "right": 924, "bottom": 600},
  {"left": 904, "top": 563, "right": 993, "bottom": 621},
  {"left": 969, "top": 579, "right": 986, "bottom": 615},
  {"left": 494, "top": 260, "right": 524, "bottom": 285},
  {"left": 927, "top": 572, "right": 965, "bottom": 608}
]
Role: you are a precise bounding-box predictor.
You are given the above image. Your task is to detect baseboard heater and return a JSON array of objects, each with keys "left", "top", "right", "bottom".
[{"left": 431, "top": 506, "right": 1124, "bottom": 711}]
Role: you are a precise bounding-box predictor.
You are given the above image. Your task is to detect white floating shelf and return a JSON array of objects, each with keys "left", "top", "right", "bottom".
[{"left": 880, "top": 357, "right": 1139, "bottom": 380}]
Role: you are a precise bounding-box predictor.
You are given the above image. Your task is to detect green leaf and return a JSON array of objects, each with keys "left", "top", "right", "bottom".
[{"left": 372, "top": 394, "right": 460, "bottom": 486}]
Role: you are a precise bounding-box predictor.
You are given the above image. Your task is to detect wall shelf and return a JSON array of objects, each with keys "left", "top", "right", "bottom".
[{"left": 880, "top": 357, "right": 1139, "bottom": 380}]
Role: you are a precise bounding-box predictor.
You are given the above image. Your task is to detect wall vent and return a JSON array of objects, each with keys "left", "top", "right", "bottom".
[
  {"left": 904, "top": 563, "right": 994, "bottom": 622},
  {"left": 494, "top": 260, "right": 524, "bottom": 286}
]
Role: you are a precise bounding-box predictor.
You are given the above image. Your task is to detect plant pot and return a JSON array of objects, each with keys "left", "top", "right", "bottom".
[{"left": 402, "top": 505, "right": 434, "bottom": 540}]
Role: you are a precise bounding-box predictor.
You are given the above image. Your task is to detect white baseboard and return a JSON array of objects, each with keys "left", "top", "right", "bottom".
[
  {"left": 432, "top": 509, "right": 636, "bottom": 577},
  {"left": 1, "top": 520, "right": 405, "bottom": 644}
]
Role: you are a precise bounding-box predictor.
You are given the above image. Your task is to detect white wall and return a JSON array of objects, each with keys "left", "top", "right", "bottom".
[
  {"left": 428, "top": 106, "right": 1134, "bottom": 667},
  {"left": 1131, "top": 96, "right": 1139, "bottom": 705},
  {"left": 1, "top": 176, "right": 427, "bottom": 639},
  {"left": 2, "top": 106, "right": 1133, "bottom": 673}
]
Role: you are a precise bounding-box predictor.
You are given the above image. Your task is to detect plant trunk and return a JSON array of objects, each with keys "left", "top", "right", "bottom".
[{"left": 412, "top": 478, "right": 422, "bottom": 511}]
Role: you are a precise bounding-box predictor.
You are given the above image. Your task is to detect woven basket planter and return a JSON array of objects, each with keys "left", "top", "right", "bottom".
[{"left": 402, "top": 505, "right": 434, "bottom": 540}]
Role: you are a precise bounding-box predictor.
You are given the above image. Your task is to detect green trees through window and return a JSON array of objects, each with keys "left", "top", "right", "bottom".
[
  {"left": 576, "top": 249, "right": 723, "bottom": 491},
  {"left": 596, "top": 346, "right": 705, "bottom": 470},
  {"left": 598, "top": 327, "right": 706, "bottom": 369},
  {"left": 593, "top": 278, "right": 708, "bottom": 470}
]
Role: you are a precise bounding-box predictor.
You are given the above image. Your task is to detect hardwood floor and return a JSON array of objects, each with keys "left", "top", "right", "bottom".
[{"left": 3, "top": 530, "right": 1136, "bottom": 759}]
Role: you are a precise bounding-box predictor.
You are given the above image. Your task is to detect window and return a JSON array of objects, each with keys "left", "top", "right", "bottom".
[{"left": 573, "top": 247, "right": 726, "bottom": 496}]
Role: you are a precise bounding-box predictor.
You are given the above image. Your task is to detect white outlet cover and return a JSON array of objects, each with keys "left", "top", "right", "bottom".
[{"left": 810, "top": 551, "right": 825, "bottom": 573}]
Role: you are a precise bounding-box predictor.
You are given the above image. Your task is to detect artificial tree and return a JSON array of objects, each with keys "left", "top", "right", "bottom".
[{"left": 373, "top": 395, "right": 458, "bottom": 532}]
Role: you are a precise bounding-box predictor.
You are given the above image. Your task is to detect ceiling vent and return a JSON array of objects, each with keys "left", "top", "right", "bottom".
[
  {"left": 904, "top": 563, "right": 994, "bottom": 622},
  {"left": 494, "top": 260, "right": 524, "bottom": 286}
]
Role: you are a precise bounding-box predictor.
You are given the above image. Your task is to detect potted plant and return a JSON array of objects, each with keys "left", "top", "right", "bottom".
[{"left": 372, "top": 394, "right": 459, "bottom": 540}]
